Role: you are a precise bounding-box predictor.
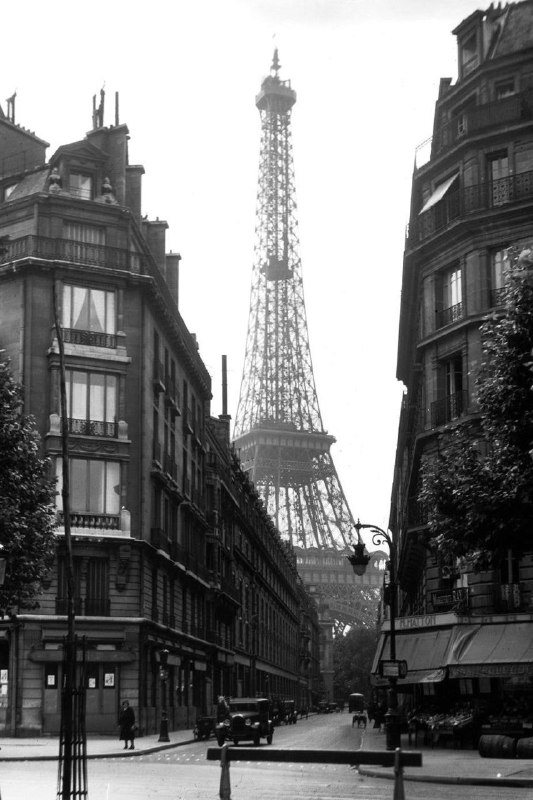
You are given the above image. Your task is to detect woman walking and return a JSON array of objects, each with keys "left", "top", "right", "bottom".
[{"left": 118, "top": 700, "right": 136, "bottom": 750}]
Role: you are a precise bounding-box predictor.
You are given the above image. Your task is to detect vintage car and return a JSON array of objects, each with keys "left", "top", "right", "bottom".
[
  {"left": 193, "top": 715, "right": 215, "bottom": 741},
  {"left": 280, "top": 699, "right": 298, "bottom": 725},
  {"left": 215, "top": 697, "right": 274, "bottom": 746}
]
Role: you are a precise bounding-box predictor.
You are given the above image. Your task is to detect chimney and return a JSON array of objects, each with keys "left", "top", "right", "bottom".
[
  {"left": 126, "top": 164, "right": 145, "bottom": 222},
  {"left": 144, "top": 218, "right": 168, "bottom": 275},
  {"left": 165, "top": 251, "right": 181, "bottom": 306}
]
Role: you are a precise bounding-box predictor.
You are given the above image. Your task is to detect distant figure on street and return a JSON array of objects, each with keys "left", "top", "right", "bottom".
[
  {"left": 118, "top": 700, "right": 136, "bottom": 750},
  {"left": 217, "top": 695, "right": 230, "bottom": 722}
]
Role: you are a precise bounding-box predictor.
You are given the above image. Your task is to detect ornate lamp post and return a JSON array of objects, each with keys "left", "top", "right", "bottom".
[
  {"left": 348, "top": 520, "right": 401, "bottom": 751},
  {"left": 158, "top": 648, "right": 170, "bottom": 742}
]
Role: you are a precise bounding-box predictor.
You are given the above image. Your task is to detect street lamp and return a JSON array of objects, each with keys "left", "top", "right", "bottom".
[
  {"left": 348, "top": 520, "right": 401, "bottom": 751},
  {"left": 158, "top": 648, "right": 170, "bottom": 742}
]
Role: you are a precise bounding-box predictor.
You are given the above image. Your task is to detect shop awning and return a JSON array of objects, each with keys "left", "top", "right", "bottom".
[
  {"left": 448, "top": 623, "right": 533, "bottom": 679},
  {"left": 419, "top": 173, "right": 459, "bottom": 214},
  {"left": 371, "top": 627, "right": 454, "bottom": 684}
]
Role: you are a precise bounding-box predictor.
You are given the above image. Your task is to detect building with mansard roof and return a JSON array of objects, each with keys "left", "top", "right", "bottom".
[
  {"left": 0, "top": 93, "right": 319, "bottom": 735},
  {"left": 381, "top": 0, "right": 533, "bottom": 738}
]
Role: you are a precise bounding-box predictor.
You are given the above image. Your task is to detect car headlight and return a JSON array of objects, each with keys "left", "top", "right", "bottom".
[
  {"left": 245, "top": 718, "right": 251, "bottom": 726},
  {"left": 223, "top": 718, "right": 230, "bottom": 727}
]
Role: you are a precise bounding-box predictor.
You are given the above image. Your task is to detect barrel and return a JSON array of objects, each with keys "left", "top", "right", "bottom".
[
  {"left": 478, "top": 734, "right": 516, "bottom": 758},
  {"left": 516, "top": 738, "right": 533, "bottom": 759}
]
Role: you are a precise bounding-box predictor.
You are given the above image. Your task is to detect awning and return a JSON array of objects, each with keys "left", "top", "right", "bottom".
[
  {"left": 419, "top": 174, "right": 459, "bottom": 214},
  {"left": 372, "top": 627, "right": 454, "bottom": 684},
  {"left": 448, "top": 623, "right": 533, "bottom": 679},
  {"left": 372, "top": 668, "right": 446, "bottom": 687}
]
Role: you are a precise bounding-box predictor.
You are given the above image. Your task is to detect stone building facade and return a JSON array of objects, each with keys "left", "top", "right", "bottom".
[
  {"left": 383, "top": 1, "right": 533, "bottom": 724},
  {"left": 0, "top": 96, "right": 320, "bottom": 736}
]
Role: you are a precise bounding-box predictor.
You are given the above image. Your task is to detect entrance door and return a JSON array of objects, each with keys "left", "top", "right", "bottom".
[
  {"left": 43, "top": 661, "right": 118, "bottom": 734},
  {"left": 85, "top": 663, "right": 118, "bottom": 733}
]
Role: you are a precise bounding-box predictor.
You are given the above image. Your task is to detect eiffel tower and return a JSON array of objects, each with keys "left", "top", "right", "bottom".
[{"left": 233, "top": 52, "right": 383, "bottom": 660}]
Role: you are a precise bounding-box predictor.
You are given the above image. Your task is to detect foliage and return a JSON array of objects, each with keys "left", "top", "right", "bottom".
[
  {"left": 333, "top": 625, "right": 378, "bottom": 702},
  {"left": 419, "top": 248, "right": 533, "bottom": 571},
  {"left": 0, "top": 360, "right": 56, "bottom": 612}
]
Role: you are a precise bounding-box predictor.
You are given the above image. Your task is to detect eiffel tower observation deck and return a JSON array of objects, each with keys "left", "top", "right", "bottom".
[{"left": 233, "top": 52, "right": 383, "bottom": 640}]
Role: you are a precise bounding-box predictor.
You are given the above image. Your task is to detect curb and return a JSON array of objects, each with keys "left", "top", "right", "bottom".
[
  {"left": 357, "top": 766, "right": 533, "bottom": 788},
  {"left": 0, "top": 737, "right": 196, "bottom": 763}
]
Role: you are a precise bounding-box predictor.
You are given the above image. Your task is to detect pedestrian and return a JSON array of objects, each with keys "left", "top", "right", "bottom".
[{"left": 118, "top": 700, "right": 136, "bottom": 750}]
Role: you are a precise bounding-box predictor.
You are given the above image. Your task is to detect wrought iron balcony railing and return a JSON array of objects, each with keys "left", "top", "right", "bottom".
[
  {"left": 62, "top": 327, "right": 117, "bottom": 349},
  {"left": 430, "top": 390, "right": 468, "bottom": 427},
  {"left": 408, "top": 168, "right": 533, "bottom": 245},
  {"left": 68, "top": 418, "right": 118, "bottom": 437},
  {"left": 436, "top": 302, "right": 463, "bottom": 329},
  {"left": 493, "top": 582, "right": 523, "bottom": 612}
]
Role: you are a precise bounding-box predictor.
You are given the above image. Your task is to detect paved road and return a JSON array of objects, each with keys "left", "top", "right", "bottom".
[{"left": 1, "top": 715, "right": 530, "bottom": 800}]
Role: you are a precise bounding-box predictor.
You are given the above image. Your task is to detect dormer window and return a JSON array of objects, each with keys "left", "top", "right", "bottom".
[
  {"left": 460, "top": 32, "right": 478, "bottom": 76},
  {"left": 69, "top": 172, "right": 93, "bottom": 200}
]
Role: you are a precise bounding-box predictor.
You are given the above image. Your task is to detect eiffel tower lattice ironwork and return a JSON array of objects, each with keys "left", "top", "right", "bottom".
[{"left": 233, "top": 51, "right": 383, "bottom": 646}]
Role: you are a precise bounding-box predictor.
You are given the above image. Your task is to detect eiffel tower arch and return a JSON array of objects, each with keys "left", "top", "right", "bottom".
[{"left": 233, "top": 52, "right": 383, "bottom": 699}]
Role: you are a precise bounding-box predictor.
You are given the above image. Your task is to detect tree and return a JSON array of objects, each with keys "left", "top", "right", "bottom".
[
  {"left": 333, "top": 625, "right": 378, "bottom": 701},
  {"left": 419, "top": 245, "right": 533, "bottom": 571},
  {"left": 0, "top": 359, "right": 56, "bottom": 612}
]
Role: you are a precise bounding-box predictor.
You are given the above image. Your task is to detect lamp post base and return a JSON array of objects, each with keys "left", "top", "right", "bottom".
[
  {"left": 385, "top": 709, "right": 401, "bottom": 751},
  {"left": 158, "top": 714, "right": 170, "bottom": 743}
]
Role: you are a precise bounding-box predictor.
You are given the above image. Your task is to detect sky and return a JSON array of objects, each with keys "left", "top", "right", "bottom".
[{"left": 2, "top": 0, "right": 487, "bottom": 546}]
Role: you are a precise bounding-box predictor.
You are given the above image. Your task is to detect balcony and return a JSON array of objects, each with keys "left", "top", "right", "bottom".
[
  {"left": 436, "top": 302, "right": 463, "bottom": 329},
  {"left": 430, "top": 587, "right": 469, "bottom": 614},
  {"left": 56, "top": 511, "right": 120, "bottom": 530},
  {"left": 408, "top": 168, "right": 533, "bottom": 245},
  {"left": 433, "top": 89, "right": 533, "bottom": 157},
  {"left": 62, "top": 327, "right": 116, "bottom": 349},
  {"left": 0, "top": 233, "right": 146, "bottom": 272},
  {"left": 68, "top": 418, "right": 118, "bottom": 438},
  {"left": 430, "top": 390, "right": 468, "bottom": 427}
]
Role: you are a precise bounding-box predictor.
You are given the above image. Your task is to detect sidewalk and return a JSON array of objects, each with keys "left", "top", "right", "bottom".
[
  {"left": 0, "top": 728, "right": 196, "bottom": 762},
  {"left": 359, "top": 722, "right": 533, "bottom": 787},
  {"left": 2, "top": 722, "right": 533, "bottom": 787}
]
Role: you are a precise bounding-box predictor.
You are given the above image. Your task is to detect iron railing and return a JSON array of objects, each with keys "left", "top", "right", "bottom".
[
  {"left": 62, "top": 328, "right": 117, "bottom": 349},
  {"left": 68, "top": 418, "right": 118, "bottom": 438},
  {"left": 430, "top": 390, "right": 468, "bottom": 427},
  {"left": 436, "top": 301, "right": 463, "bottom": 329},
  {"left": 408, "top": 168, "right": 533, "bottom": 245}
]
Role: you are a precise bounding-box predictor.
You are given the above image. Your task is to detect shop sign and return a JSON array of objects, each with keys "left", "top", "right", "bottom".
[
  {"left": 379, "top": 659, "right": 408, "bottom": 678},
  {"left": 450, "top": 663, "right": 533, "bottom": 679}
]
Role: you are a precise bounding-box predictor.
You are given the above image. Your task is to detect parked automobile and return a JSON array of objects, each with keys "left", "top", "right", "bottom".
[
  {"left": 215, "top": 697, "right": 274, "bottom": 746},
  {"left": 317, "top": 700, "right": 329, "bottom": 713},
  {"left": 280, "top": 699, "right": 298, "bottom": 725},
  {"left": 193, "top": 715, "right": 215, "bottom": 741}
]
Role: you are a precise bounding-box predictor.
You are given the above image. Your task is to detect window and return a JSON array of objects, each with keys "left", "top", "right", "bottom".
[
  {"left": 460, "top": 32, "right": 478, "bottom": 76},
  {"left": 56, "top": 458, "right": 120, "bottom": 515},
  {"left": 63, "top": 222, "right": 105, "bottom": 245},
  {"left": 431, "top": 353, "right": 466, "bottom": 426},
  {"left": 490, "top": 249, "right": 507, "bottom": 306},
  {"left": 62, "top": 284, "right": 116, "bottom": 344},
  {"left": 436, "top": 266, "right": 462, "bottom": 328},
  {"left": 495, "top": 78, "right": 515, "bottom": 100},
  {"left": 488, "top": 152, "right": 510, "bottom": 206},
  {"left": 86, "top": 559, "right": 109, "bottom": 615},
  {"left": 65, "top": 370, "right": 117, "bottom": 436},
  {"left": 69, "top": 172, "right": 93, "bottom": 200}
]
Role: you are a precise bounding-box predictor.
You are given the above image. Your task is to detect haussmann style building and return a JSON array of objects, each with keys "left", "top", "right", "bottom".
[
  {"left": 0, "top": 93, "right": 320, "bottom": 736},
  {"left": 379, "top": 0, "right": 533, "bottom": 748}
]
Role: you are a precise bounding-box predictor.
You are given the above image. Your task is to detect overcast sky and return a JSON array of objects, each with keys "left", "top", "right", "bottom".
[{"left": 2, "top": 0, "right": 486, "bottom": 545}]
